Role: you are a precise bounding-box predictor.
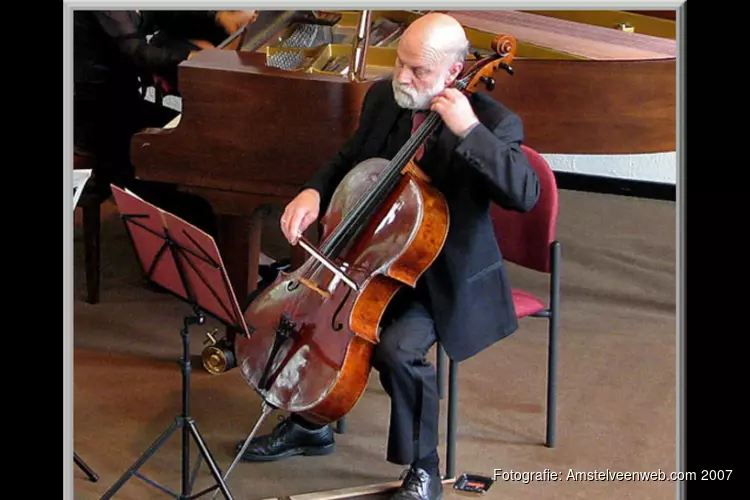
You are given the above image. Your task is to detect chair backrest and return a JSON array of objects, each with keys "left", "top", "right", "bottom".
[{"left": 490, "top": 144, "right": 559, "bottom": 273}]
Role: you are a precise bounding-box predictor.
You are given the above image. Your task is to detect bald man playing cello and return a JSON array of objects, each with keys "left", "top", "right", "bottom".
[{"left": 238, "top": 13, "right": 539, "bottom": 500}]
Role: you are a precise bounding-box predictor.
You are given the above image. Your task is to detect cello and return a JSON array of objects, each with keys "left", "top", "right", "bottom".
[{"left": 234, "top": 34, "right": 518, "bottom": 426}]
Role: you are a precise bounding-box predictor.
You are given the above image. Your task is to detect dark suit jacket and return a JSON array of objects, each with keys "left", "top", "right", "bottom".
[{"left": 303, "top": 79, "right": 540, "bottom": 362}]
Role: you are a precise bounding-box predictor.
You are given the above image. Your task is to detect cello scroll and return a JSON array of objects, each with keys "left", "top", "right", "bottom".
[{"left": 461, "top": 34, "right": 517, "bottom": 94}]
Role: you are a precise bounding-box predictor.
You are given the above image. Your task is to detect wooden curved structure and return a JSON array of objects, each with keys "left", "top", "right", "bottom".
[
  {"left": 444, "top": 10, "right": 676, "bottom": 154},
  {"left": 129, "top": 9, "right": 677, "bottom": 369}
]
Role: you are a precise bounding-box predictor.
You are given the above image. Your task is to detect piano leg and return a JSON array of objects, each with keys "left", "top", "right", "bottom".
[{"left": 215, "top": 209, "right": 264, "bottom": 344}]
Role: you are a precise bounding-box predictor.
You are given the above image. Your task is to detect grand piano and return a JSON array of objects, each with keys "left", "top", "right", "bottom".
[{"left": 131, "top": 9, "right": 677, "bottom": 372}]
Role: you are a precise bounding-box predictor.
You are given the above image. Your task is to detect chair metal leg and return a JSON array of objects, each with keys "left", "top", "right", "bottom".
[
  {"left": 546, "top": 318, "right": 558, "bottom": 448},
  {"left": 436, "top": 344, "right": 445, "bottom": 399},
  {"left": 83, "top": 201, "right": 101, "bottom": 304},
  {"left": 546, "top": 241, "right": 561, "bottom": 448},
  {"left": 445, "top": 359, "right": 458, "bottom": 480},
  {"left": 335, "top": 417, "right": 346, "bottom": 434}
]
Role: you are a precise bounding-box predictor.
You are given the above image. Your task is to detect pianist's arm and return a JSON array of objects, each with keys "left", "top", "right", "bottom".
[
  {"left": 143, "top": 10, "right": 258, "bottom": 49},
  {"left": 143, "top": 11, "right": 229, "bottom": 48},
  {"left": 91, "top": 11, "right": 193, "bottom": 75}
]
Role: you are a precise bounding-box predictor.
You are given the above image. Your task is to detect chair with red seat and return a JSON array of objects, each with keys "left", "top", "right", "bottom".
[{"left": 436, "top": 144, "right": 561, "bottom": 479}]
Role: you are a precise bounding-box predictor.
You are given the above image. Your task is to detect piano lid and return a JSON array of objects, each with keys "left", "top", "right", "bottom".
[
  {"left": 194, "top": 9, "right": 676, "bottom": 86},
  {"left": 132, "top": 8, "right": 676, "bottom": 198},
  {"left": 445, "top": 10, "right": 676, "bottom": 60}
]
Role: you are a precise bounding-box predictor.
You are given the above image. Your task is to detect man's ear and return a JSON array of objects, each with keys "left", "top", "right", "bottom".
[{"left": 446, "top": 61, "right": 463, "bottom": 85}]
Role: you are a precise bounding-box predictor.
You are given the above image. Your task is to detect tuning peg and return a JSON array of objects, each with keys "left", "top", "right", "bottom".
[
  {"left": 499, "top": 62, "right": 514, "bottom": 75},
  {"left": 480, "top": 76, "right": 496, "bottom": 91}
]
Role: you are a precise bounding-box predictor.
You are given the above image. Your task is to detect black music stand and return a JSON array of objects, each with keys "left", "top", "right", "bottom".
[{"left": 100, "top": 185, "right": 257, "bottom": 500}]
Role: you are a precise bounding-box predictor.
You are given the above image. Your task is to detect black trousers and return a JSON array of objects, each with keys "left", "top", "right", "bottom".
[
  {"left": 372, "top": 293, "right": 439, "bottom": 465},
  {"left": 295, "top": 286, "right": 440, "bottom": 466}
]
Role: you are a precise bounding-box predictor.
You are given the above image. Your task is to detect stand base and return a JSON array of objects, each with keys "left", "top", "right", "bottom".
[
  {"left": 100, "top": 307, "right": 234, "bottom": 500},
  {"left": 74, "top": 452, "right": 99, "bottom": 482},
  {"left": 100, "top": 415, "right": 233, "bottom": 500}
]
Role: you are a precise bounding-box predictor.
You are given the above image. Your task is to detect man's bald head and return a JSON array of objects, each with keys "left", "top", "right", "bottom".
[{"left": 399, "top": 13, "right": 470, "bottom": 68}]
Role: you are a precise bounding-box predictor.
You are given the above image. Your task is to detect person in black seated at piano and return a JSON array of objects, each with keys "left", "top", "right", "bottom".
[
  {"left": 146, "top": 10, "right": 257, "bottom": 49},
  {"left": 73, "top": 10, "right": 216, "bottom": 236},
  {"left": 235, "top": 13, "right": 539, "bottom": 500},
  {"left": 143, "top": 10, "right": 258, "bottom": 93}
]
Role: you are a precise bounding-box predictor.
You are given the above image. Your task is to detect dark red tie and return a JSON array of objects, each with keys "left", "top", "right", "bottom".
[{"left": 411, "top": 112, "right": 426, "bottom": 161}]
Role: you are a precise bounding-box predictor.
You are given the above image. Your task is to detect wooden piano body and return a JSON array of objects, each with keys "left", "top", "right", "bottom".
[{"left": 131, "top": 9, "right": 677, "bottom": 371}]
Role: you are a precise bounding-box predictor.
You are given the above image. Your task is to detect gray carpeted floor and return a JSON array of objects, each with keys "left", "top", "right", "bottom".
[{"left": 69, "top": 188, "right": 676, "bottom": 500}]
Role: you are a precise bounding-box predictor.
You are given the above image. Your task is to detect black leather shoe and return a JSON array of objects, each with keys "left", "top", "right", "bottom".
[
  {"left": 392, "top": 467, "right": 443, "bottom": 500},
  {"left": 235, "top": 417, "right": 335, "bottom": 462}
]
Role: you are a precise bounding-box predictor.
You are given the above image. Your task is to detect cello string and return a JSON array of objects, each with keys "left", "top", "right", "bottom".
[
  {"left": 334, "top": 112, "right": 440, "bottom": 229},
  {"left": 318, "top": 117, "right": 434, "bottom": 254},
  {"left": 319, "top": 112, "right": 443, "bottom": 258}
]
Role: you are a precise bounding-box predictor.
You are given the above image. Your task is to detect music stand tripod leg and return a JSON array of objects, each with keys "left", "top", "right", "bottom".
[
  {"left": 99, "top": 308, "right": 234, "bottom": 500},
  {"left": 74, "top": 452, "right": 99, "bottom": 482},
  {"left": 99, "top": 416, "right": 181, "bottom": 499}
]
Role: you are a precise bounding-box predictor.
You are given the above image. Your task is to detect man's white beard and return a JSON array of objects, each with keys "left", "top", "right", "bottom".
[{"left": 392, "top": 77, "right": 446, "bottom": 110}]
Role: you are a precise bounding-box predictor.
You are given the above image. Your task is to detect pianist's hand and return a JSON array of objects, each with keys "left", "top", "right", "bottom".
[
  {"left": 215, "top": 10, "right": 259, "bottom": 34},
  {"left": 281, "top": 189, "right": 320, "bottom": 245}
]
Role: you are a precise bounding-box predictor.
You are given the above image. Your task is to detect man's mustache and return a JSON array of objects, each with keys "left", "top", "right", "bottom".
[{"left": 394, "top": 84, "right": 417, "bottom": 97}]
